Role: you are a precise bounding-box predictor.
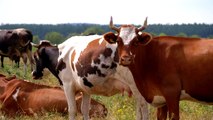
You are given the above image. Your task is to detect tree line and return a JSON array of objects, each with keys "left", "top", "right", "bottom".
[{"left": 0, "top": 23, "right": 213, "bottom": 44}]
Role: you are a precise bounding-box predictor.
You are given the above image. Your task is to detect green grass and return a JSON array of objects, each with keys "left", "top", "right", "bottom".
[{"left": 0, "top": 58, "right": 212, "bottom": 120}]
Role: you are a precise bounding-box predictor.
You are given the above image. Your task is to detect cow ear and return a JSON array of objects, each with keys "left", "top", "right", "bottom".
[
  {"left": 137, "top": 32, "right": 152, "bottom": 45},
  {"left": 10, "top": 32, "right": 19, "bottom": 40},
  {"left": 103, "top": 32, "right": 117, "bottom": 44}
]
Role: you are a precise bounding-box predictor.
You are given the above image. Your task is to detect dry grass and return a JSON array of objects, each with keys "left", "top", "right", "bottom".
[{"left": 0, "top": 58, "right": 212, "bottom": 120}]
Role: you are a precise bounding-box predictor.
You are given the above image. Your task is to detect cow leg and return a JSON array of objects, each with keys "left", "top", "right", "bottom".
[
  {"left": 133, "top": 90, "right": 148, "bottom": 120},
  {"left": 21, "top": 53, "right": 28, "bottom": 76},
  {"left": 166, "top": 99, "right": 180, "bottom": 120},
  {"left": 114, "top": 66, "right": 149, "bottom": 120},
  {"left": 1, "top": 56, "right": 4, "bottom": 68},
  {"left": 157, "top": 105, "right": 168, "bottom": 120},
  {"left": 15, "top": 57, "right": 20, "bottom": 68},
  {"left": 81, "top": 92, "right": 91, "bottom": 120},
  {"left": 63, "top": 82, "right": 77, "bottom": 120},
  {"left": 26, "top": 49, "right": 34, "bottom": 71}
]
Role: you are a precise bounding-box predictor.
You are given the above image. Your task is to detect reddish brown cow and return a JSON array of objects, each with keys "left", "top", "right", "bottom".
[
  {"left": 106, "top": 20, "right": 213, "bottom": 120},
  {"left": 0, "top": 74, "right": 107, "bottom": 118},
  {"left": 0, "top": 74, "right": 16, "bottom": 95}
]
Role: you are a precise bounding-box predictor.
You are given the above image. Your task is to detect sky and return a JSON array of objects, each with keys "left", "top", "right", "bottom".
[{"left": 0, "top": 0, "right": 213, "bottom": 25}]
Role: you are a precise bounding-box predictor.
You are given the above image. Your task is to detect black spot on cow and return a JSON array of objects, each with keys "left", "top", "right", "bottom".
[
  {"left": 83, "top": 77, "right": 93, "bottom": 88},
  {"left": 114, "top": 49, "right": 119, "bottom": 62},
  {"left": 97, "top": 69, "right": 106, "bottom": 77},
  {"left": 110, "top": 62, "right": 117, "bottom": 69},
  {"left": 94, "top": 58, "right": 100, "bottom": 64},
  {"left": 103, "top": 48, "right": 112, "bottom": 58},
  {"left": 56, "top": 58, "right": 66, "bottom": 71},
  {"left": 76, "top": 62, "right": 106, "bottom": 78},
  {"left": 101, "top": 64, "right": 110, "bottom": 69}
]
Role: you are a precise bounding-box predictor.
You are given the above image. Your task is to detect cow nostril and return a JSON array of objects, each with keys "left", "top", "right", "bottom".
[{"left": 31, "top": 70, "right": 43, "bottom": 79}]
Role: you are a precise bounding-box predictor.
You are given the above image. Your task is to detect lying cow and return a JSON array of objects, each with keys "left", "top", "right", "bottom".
[
  {"left": 0, "top": 74, "right": 107, "bottom": 118},
  {"left": 31, "top": 17, "right": 149, "bottom": 120},
  {"left": 0, "top": 28, "right": 34, "bottom": 75},
  {"left": 107, "top": 19, "right": 213, "bottom": 120}
]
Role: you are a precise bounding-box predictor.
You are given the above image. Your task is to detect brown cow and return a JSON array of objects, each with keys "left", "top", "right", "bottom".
[
  {"left": 107, "top": 19, "right": 213, "bottom": 120},
  {"left": 0, "top": 74, "right": 107, "bottom": 118}
]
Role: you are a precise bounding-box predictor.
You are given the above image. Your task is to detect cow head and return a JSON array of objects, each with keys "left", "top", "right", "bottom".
[
  {"left": 31, "top": 40, "right": 56, "bottom": 79},
  {"left": 13, "top": 28, "right": 32, "bottom": 48},
  {"left": 103, "top": 17, "right": 152, "bottom": 66}
]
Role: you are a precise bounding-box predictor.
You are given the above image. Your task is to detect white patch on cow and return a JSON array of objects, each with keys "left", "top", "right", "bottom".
[
  {"left": 12, "top": 87, "right": 21, "bottom": 102},
  {"left": 180, "top": 90, "right": 213, "bottom": 104},
  {"left": 14, "top": 28, "right": 26, "bottom": 34},
  {"left": 180, "top": 90, "right": 195, "bottom": 100},
  {"left": 98, "top": 37, "right": 104, "bottom": 45},
  {"left": 119, "top": 27, "right": 136, "bottom": 45},
  {"left": 138, "top": 31, "right": 143, "bottom": 35},
  {"left": 151, "top": 95, "right": 166, "bottom": 107}
]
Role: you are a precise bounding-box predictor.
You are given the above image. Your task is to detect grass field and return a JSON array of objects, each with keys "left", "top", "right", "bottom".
[{"left": 0, "top": 58, "right": 212, "bottom": 120}]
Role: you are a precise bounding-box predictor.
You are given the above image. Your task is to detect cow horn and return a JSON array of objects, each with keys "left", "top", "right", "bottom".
[
  {"left": 137, "top": 17, "right": 148, "bottom": 31},
  {"left": 31, "top": 42, "right": 39, "bottom": 48},
  {"left": 109, "top": 16, "right": 119, "bottom": 32},
  {"left": 21, "top": 41, "right": 30, "bottom": 47}
]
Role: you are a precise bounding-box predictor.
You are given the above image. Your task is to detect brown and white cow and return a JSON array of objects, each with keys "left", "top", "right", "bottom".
[
  {"left": 106, "top": 20, "right": 213, "bottom": 120},
  {"left": 32, "top": 17, "right": 150, "bottom": 120},
  {"left": 0, "top": 74, "right": 107, "bottom": 118},
  {"left": 0, "top": 28, "right": 34, "bottom": 75}
]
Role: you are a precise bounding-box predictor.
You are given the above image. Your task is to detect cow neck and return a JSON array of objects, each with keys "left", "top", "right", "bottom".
[
  {"left": 128, "top": 40, "right": 158, "bottom": 82},
  {"left": 44, "top": 46, "right": 63, "bottom": 84}
]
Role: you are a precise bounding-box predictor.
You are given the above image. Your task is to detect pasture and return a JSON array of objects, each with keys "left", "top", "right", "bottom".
[{"left": 0, "top": 58, "right": 212, "bottom": 120}]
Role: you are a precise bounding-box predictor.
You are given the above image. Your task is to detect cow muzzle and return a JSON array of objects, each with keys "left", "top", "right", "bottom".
[
  {"left": 120, "top": 55, "right": 133, "bottom": 66},
  {"left": 32, "top": 70, "right": 43, "bottom": 79}
]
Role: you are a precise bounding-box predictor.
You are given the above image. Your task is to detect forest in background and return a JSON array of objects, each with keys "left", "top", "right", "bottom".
[{"left": 0, "top": 23, "right": 213, "bottom": 44}]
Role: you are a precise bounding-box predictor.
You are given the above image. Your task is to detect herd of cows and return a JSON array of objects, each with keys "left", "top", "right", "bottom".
[{"left": 0, "top": 17, "right": 212, "bottom": 120}]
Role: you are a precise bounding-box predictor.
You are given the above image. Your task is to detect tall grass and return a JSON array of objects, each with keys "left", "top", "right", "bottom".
[{"left": 0, "top": 58, "right": 212, "bottom": 120}]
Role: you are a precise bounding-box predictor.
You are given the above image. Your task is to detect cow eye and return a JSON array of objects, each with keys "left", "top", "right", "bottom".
[{"left": 132, "top": 40, "right": 138, "bottom": 46}]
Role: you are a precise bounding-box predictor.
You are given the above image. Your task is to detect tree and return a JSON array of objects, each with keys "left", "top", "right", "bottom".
[
  {"left": 208, "top": 35, "right": 213, "bottom": 39},
  {"left": 83, "top": 26, "right": 104, "bottom": 35},
  {"left": 33, "top": 35, "right": 40, "bottom": 44},
  {"left": 176, "top": 32, "right": 187, "bottom": 37},
  {"left": 190, "top": 34, "right": 200, "bottom": 38},
  {"left": 66, "top": 32, "right": 81, "bottom": 39},
  {"left": 44, "top": 32, "right": 65, "bottom": 44},
  {"left": 159, "top": 33, "right": 167, "bottom": 36}
]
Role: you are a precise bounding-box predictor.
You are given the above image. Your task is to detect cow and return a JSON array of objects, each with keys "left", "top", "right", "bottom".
[
  {"left": 0, "top": 28, "right": 34, "bottom": 75},
  {"left": 0, "top": 30, "right": 21, "bottom": 67},
  {"left": 31, "top": 17, "right": 149, "bottom": 120},
  {"left": 0, "top": 74, "right": 107, "bottom": 118},
  {"left": 107, "top": 19, "right": 213, "bottom": 120}
]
